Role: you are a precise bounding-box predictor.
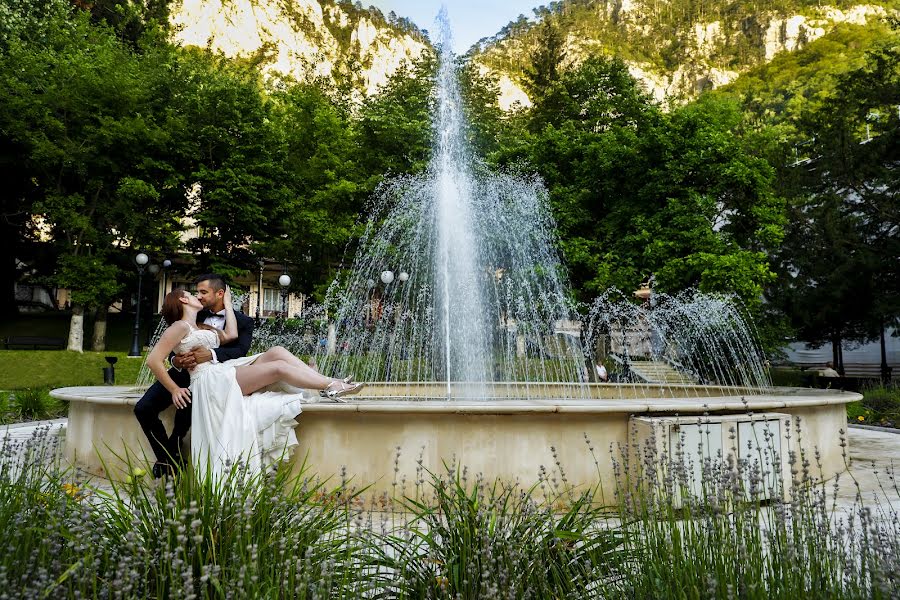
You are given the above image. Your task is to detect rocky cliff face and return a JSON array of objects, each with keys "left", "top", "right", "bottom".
[
  {"left": 472, "top": 3, "right": 888, "bottom": 109},
  {"left": 169, "top": 0, "right": 430, "bottom": 97}
]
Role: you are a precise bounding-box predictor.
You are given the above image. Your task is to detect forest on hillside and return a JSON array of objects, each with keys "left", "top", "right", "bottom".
[
  {"left": 0, "top": 0, "right": 897, "bottom": 360},
  {"left": 473, "top": 0, "right": 899, "bottom": 76}
]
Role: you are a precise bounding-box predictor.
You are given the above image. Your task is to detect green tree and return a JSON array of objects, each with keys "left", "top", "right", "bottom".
[
  {"left": 174, "top": 50, "right": 289, "bottom": 280},
  {"left": 499, "top": 56, "right": 785, "bottom": 317},
  {"left": 354, "top": 53, "right": 436, "bottom": 182},
  {"left": 770, "top": 193, "right": 878, "bottom": 368},
  {"left": 769, "top": 22, "right": 900, "bottom": 367},
  {"left": 458, "top": 58, "right": 507, "bottom": 158},
  {"left": 522, "top": 20, "right": 567, "bottom": 100},
  {"left": 263, "top": 82, "right": 362, "bottom": 298},
  {"left": 0, "top": 2, "right": 185, "bottom": 349}
]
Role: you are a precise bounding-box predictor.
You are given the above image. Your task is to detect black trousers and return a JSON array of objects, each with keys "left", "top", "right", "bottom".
[{"left": 133, "top": 367, "right": 192, "bottom": 466}]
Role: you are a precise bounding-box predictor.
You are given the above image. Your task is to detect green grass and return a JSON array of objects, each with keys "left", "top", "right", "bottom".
[{"left": 0, "top": 350, "right": 145, "bottom": 390}]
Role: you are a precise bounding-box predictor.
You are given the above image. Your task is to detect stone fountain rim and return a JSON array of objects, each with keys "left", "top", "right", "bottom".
[{"left": 51, "top": 384, "right": 861, "bottom": 415}]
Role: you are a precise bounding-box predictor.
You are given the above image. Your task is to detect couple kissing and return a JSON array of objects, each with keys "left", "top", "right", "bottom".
[{"left": 134, "top": 274, "right": 363, "bottom": 480}]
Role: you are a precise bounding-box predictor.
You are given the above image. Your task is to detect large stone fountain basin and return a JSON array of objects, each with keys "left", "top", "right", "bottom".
[{"left": 51, "top": 384, "right": 860, "bottom": 503}]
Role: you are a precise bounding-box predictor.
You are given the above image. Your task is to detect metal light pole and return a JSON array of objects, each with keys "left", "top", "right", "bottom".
[
  {"left": 128, "top": 252, "right": 149, "bottom": 357},
  {"left": 148, "top": 263, "right": 160, "bottom": 316},
  {"left": 161, "top": 259, "right": 172, "bottom": 298},
  {"left": 278, "top": 273, "right": 291, "bottom": 319},
  {"left": 256, "top": 260, "right": 265, "bottom": 323}
]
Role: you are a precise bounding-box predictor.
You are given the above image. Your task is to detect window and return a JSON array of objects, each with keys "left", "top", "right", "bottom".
[{"left": 263, "top": 288, "right": 282, "bottom": 314}]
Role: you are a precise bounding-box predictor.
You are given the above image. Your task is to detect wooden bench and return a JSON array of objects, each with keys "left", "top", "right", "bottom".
[{"left": 3, "top": 336, "right": 66, "bottom": 350}]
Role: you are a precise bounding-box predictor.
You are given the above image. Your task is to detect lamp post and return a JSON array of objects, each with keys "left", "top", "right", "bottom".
[
  {"left": 128, "top": 252, "right": 149, "bottom": 357},
  {"left": 147, "top": 263, "right": 160, "bottom": 321},
  {"left": 278, "top": 273, "right": 291, "bottom": 319},
  {"left": 256, "top": 260, "right": 265, "bottom": 323},
  {"left": 161, "top": 259, "right": 171, "bottom": 298}
]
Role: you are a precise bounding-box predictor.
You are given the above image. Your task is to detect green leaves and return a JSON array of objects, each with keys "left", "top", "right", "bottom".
[
  {"left": 498, "top": 56, "right": 784, "bottom": 312},
  {"left": 55, "top": 254, "right": 122, "bottom": 307},
  {"left": 766, "top": 21, "right": 900, "bottom": 355}
]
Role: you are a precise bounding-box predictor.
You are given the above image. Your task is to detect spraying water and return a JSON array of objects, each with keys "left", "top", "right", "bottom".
[{"left": 313, "top": 10, "right": 584, "bottom": 398}]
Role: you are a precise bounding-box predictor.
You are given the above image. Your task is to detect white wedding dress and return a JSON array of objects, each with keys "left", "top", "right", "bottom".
[{"left": 174, "top": 326, "right": 303, "bottom": 480}]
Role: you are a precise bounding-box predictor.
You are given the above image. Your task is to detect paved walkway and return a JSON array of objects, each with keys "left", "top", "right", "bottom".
[{"left": 837, "top": 425, "right": 900, "bottom": 514}]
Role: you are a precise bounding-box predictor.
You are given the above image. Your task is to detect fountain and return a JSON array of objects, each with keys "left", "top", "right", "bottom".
[{"left": 51, "top": 13, "right": 859, "bottom": 502}]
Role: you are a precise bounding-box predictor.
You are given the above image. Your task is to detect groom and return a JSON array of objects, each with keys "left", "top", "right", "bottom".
[{"left": 134, "top": 273, "right": 255, "bottom": 478}]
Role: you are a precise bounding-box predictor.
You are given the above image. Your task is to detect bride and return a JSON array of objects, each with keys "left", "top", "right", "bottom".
[{"left": 146, "top": 287, "right": 363, "bottom": 478}]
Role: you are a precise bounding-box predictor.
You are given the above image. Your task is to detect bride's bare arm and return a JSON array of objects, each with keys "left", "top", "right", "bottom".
[
  {"left": 147, "top": 321, "right": 193, "bottom": 407},
  {"left": 217, "top": 286, "right": 238, "bottom": 345}
]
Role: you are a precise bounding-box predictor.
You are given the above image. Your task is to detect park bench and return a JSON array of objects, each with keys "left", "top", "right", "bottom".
[{"left": 3, "top": 336, "right": 66, "bottom": 350}]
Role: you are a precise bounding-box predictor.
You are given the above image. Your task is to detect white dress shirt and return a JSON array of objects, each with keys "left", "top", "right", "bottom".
[{"left": 202, "top": 310, "right": 227, "bottom": 363}]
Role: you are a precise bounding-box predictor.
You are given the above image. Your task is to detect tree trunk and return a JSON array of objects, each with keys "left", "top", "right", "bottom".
[
  {"left": 831, "top": 334, "right": 839, "bottom": 372},
  {"left": 831, "top": 333, "right": 845, "bottom": 375},
  {"left": 67, "top": 304, "right": 85, "bottom": 353},
  {"left": 92, "top": 305, "right": 107, "bottom": 352}
]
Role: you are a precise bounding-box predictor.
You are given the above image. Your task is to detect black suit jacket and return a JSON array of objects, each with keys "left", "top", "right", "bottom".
[{"left": 197, "top": 309, "right": 255, "bottom": 361}]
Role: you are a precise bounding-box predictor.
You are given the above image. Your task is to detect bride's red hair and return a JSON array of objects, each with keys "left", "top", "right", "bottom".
[{"left": 161, "top": 289, "right": 187, "bottom": 325}]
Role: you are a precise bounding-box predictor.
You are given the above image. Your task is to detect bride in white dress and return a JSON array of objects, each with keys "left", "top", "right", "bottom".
[{"left": 146, "top": 287, "right": 363, "bottom": 479}]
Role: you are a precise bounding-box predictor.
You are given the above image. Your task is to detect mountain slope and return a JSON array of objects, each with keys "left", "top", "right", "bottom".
[
  {"left": 468, "top": 0, "right": 895, "bottom": 108},
  {"left": 169, "top": 0, "right": 431, "bottom": 96}
]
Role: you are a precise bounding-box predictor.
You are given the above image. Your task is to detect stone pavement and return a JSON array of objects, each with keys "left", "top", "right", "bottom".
[{"left": 837, "top": 425, "right": 900, "bottom": 514}]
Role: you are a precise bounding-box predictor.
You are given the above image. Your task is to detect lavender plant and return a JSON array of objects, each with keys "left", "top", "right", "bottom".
[
  {"left": 374, "top": 461, "right": 627, "bottom": 599},
  {"left": 604, "top": 418, "right": 899, "bottom": 599},
  {"left": 1, "top": 422, "right": 896, "bottom": 598}
]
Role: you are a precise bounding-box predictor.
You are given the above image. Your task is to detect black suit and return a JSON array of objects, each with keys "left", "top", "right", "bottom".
[{"left": 134, "top": 310, "right": 255, "bottom": 468}]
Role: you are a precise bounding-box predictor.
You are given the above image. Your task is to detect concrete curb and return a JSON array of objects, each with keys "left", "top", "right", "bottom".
[
  {"left": 1, "top": 417, "right": 67, "bottom": 430},
  {"left": 849, "top": 423, "right": 900, "bottom": 434}
]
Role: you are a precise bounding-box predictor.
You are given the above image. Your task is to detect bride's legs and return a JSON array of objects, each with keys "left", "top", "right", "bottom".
[
  {"left": 251, "top": 347, "right": 335, "bottom": 381},
  {"left": 234, "top": 360, "right": 332, "bottom": 396}
]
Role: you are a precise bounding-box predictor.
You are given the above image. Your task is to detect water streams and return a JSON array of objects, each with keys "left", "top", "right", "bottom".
[{"left": 309, "top": 13, "right": 583, "bottom": 398}]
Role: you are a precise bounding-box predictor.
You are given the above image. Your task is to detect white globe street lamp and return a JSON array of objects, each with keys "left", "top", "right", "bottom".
[
  {"left": 129, "top": 252, "right": 150, "bottom": 357},
  {"left": 279, "top": 273, "right": 292, "bottom": 318},
  {"left": 380, "top": 270, "right": 395, "bottom": 285},
  {"left": 398, "top": 271, "right": 409, "bottom": 282}
]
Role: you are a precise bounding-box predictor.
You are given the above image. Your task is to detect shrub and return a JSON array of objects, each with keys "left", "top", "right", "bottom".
[
  {"left": 12, "top": 387, "right": 63, "bottom": 421},
  {"left": 1, "top": 420, "right": 897, "bottom": 598},
  {"left": 846, "top": 401, "right": 874, "bottom": 424}
]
